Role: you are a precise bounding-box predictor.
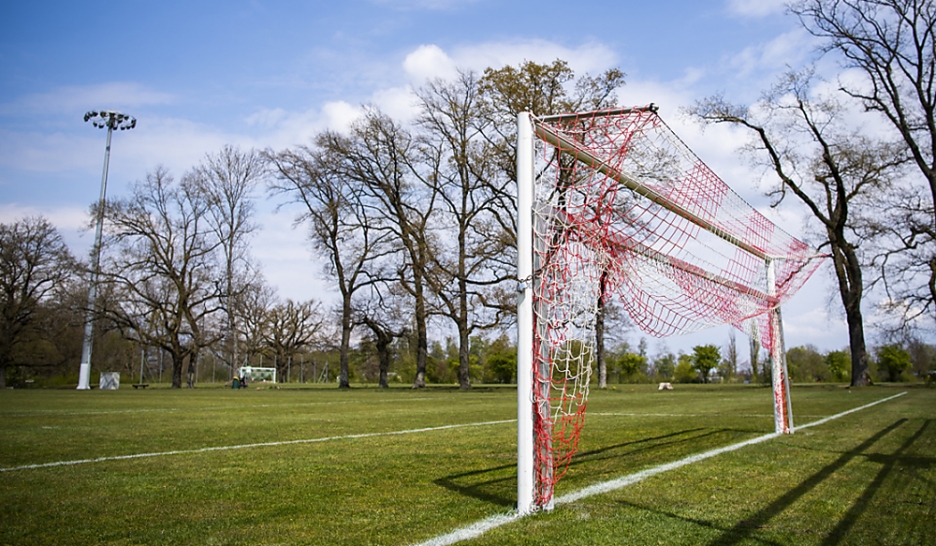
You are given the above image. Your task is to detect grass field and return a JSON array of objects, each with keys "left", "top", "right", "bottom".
[{"left": 1, "top": 383, "right": 933, "bottom": 545}]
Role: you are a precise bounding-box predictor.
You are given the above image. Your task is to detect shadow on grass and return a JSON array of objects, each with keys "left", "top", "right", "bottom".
[
  {"left": 820, "top": 419, "right": 933, "bottom": 546},
  {"left": 708, "top": 418, "right": 929, "bottom": 546},
  {"left": 613, "top": 499, "right": 785, "bottom": 546},
  {"left": 434, "top": 427, "right": 736, "bottom": 507}
]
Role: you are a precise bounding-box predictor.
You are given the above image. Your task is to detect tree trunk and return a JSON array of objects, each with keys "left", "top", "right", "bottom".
[
  {"left": 377, "top": 338, "right": 391, "bottom": 389},
  {"left": 458, "top": 320, "right": 471, "bottom": 390},
  {"left": 339, "top": 296, "right": 352, "bottom": 389},
  {"left": 833, "top": 242, "right": 871, "bottom": 386},
  {"left": 186, "top": 356, "right": 195, "bottom": 388},
  {"left": 749, "top": 336, "right": 761, "bottom": 384},
  {"left": 596, "top": 273, "right": 607, "bottom": 388},
  {"left": 0, "top": 366, "right": 6, "bottom": 389},
  {"left": 171, "top": 353, "right": 184, "bottom": 388},
  {"left": 457, "top": 273, "right": 471, "bottom": 389},
  {"left": 412, "top": 282, "right": 429, "bottom": 389},
  {"left": 845, "top": 301, "right": 871, "bottom": 386}
]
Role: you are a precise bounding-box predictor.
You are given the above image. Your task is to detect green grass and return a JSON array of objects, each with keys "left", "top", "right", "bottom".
[{"left": 0, "top": 383, "right": 933, "bottom": 545}]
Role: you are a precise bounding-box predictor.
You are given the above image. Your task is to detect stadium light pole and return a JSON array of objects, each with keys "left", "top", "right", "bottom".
[{"left": 77, "top": 110, "right": 136, "bottom": 390}]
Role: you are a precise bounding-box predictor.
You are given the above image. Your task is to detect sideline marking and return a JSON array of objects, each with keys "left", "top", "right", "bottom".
[
  {"left": 414, "top": 391, "right": 908, "bottom": 546},
  {"left": 0, "top": 419, "right": 514, "bottom": 473}
]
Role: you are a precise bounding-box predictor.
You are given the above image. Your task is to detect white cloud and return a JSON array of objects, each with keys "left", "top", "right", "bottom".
[
  {"left": 0, "top": 128, "right": 102, "bottom": 173},
  {"left": 0, "top": 82, "right": 175, "bottom": 117},
  {"left": 726, "top": 0, "right": 788, "bottom": 18},
  {"left": 399, "top": 39, "right": 621, "bottom": 87},
  {"left": 403, "top": 44, "right": 458, "bottom": 82},
  {"left": 0, "top": 202, "right": 87, "bottom": 231},
  {"left": 728, "top": 29, "right": 816, "bottom": 79},
  {"left": 0, "top": 202, "right": 95, "bottom": 257},
  {"left": 245, "top": 101, "right": 364, "bottom": 151},
  {"left": 449, "top": 39, "right": 618, "bottom": 77},
  {"left": 370, "top": 86, "right": 420, "bottom": 121},
  {"left": 251, "top": 206, "right": 336, "bottom": 305}
]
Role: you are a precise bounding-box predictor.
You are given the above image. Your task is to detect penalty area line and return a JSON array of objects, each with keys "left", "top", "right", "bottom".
[
  {"left": 0, "top": 419, "right": 515, "bottom": 473},
  {"left": 413, "top": 391, "right": 908, "bottom": 546}
]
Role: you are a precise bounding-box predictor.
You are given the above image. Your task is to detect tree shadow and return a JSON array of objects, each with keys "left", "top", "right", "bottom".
[
  {"left": 708, "top": 418, "right": 910, "bottom": 546},
  {"left": 613, "top": 499, "right": 785, "bottom": 546},
  {"left": 820, "top": 419, "right": 933, "bottom": 546}
]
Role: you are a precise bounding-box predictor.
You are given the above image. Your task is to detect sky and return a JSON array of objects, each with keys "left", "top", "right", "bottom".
[{"left": 2, "top": 0, "right": 906, "bottom": 357}]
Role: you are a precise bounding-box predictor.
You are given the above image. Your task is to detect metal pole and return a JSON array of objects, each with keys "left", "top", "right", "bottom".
[
  {"left": 516, "top": 112, "right": 536, "bottom": 515},
  {"left": 77, "top": 123, "right": 113, "bottom": 390}
]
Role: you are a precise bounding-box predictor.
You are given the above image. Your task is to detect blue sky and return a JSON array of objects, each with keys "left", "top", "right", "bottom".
[{"left": 3, "top": 0, "right": 875, "bottom": 356}]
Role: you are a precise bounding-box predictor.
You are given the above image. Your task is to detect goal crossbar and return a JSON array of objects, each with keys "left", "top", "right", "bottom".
[{"left": 538, "top": 104, "right": 659, "bottom": 123}]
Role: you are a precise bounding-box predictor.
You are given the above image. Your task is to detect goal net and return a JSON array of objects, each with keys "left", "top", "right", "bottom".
[
  {"left": 238, "top": 366, "right": 277, "bottom": 383},
  {"left": 516, "top": 106, "right": 826, "bottom": 513}
]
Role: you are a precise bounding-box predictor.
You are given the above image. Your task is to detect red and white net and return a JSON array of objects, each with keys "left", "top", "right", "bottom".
[{"left": 529, "top": 106, "right": 825, "bottom": 506}]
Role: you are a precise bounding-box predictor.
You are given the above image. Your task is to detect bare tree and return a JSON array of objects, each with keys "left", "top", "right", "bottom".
[
  {"left": 319, "top": 109, "right": 437, "bottom": 388},
  {"left": 690, "top": 70, "right": 905, "bottom": 386},
  {"left": 265, "top": 299, "right": 325, "bottom": 382},
  {"left": 267, "top": 143, "right": 391, "bottom": 388},
  {"left": 99, "top": 167, "right": 224, "bottom": 388},
  {"left": 793, "top": 0, "right": 936, "bottom": 329},
  {"left": 415, "top": 71, "right": 515, "bottom": 389},
  {"left": 478, "top": 60, "right": 626, "bottom": 383},
  {"left": 191, "top": 145, "right": 263, "bottom": 380},
  {"left": 0, "top": 216, "right": 75, "bottom": 387},
  {"left": 354, "top": 286, "right": 408, "bottom": 388},
  {"left": 235, "top": 277, "right": 276, "bottom": 368},
  {"left": 749, "top": 334, "right": 763, "bottom": 383},
  {"left": 722, "top": 329, "right": 739, "bottom": 382}
]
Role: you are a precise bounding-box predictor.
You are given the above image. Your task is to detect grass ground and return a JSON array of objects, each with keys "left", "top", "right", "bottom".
[{"left": 0, "top": 383, "right": 932, "bottom": 545}]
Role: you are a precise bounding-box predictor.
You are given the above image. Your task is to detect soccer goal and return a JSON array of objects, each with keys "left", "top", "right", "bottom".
[
  {"left": 238, "top": 366, "right": 277, "bottom": 383},
  {"left": 515, "top": 106, "right": 825, "bottom": 514}
]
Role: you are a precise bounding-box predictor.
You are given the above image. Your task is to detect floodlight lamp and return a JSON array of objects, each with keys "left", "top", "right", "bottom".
[{"left": 83, "top": 110, "right": 136, "bottom": 131}]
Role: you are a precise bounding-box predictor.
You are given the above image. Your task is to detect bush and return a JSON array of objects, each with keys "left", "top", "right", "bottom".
[
  {"left": 674, "top": 355, "right": 698, "bottom": 383},
  {"left": 876, "top": 344, "right": 912, "bottom": 382}
]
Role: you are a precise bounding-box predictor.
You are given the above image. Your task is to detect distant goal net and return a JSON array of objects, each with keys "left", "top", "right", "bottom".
[
  {"left": 515, "top": 106, "right": 825, "bottom": 513},
  {"left": 238, "top": 366, "right": 277, "bottom": 383}
]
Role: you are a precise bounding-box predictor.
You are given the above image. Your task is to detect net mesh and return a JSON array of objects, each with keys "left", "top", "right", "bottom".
[{"left": 529, "top": 106, "right": 825, "bottom": 506}]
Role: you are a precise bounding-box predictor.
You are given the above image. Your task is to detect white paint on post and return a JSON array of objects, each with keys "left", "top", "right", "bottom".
[
  {"left": 516, "top": 112, "right": 536, "bottom": 516},
  {"left": 767, "top": 259, "right": 792, "bottom": 434}
]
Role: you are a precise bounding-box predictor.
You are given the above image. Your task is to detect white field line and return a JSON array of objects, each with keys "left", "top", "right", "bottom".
[
  {"left": 592, "top": 412, "right": 780, "bottom": 418},
  {"left": 0, "top": 419, "right": 515, "bottom": 473},
  {"left": 413, "top": 391, "right": 908, "bottom": 546}
]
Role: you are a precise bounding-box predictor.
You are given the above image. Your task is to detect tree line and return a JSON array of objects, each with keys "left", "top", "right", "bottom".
[
  {"left": 2, "top": 1, "right": 935, "bottom": 389},
  {"left": 599, "top": 332, "right": 934, "bottom": 385},
  {"left": 0, "top": 60, "right": 624, "bottom": 389}
]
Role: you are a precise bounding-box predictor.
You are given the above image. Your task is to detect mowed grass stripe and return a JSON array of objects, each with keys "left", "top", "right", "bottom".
[
  {"left": 0, "top": 388, "right": 516, "bottom": 467},
  {"left": 3, "top": 386, "right": 929, "bottom": 545},
  {"left": 413, "top": 391, "right": 909, "bottom": 546},
  {"left": 0, "top": 396, "right": 440, "bottom": 416},
  {"left": 0, "top": 418, "right": 515, "bottom": 473}
]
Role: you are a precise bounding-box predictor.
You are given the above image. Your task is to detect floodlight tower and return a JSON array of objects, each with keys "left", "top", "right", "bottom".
[{"left": 77, "top": 110, "right": 136, "bottom": 390}]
